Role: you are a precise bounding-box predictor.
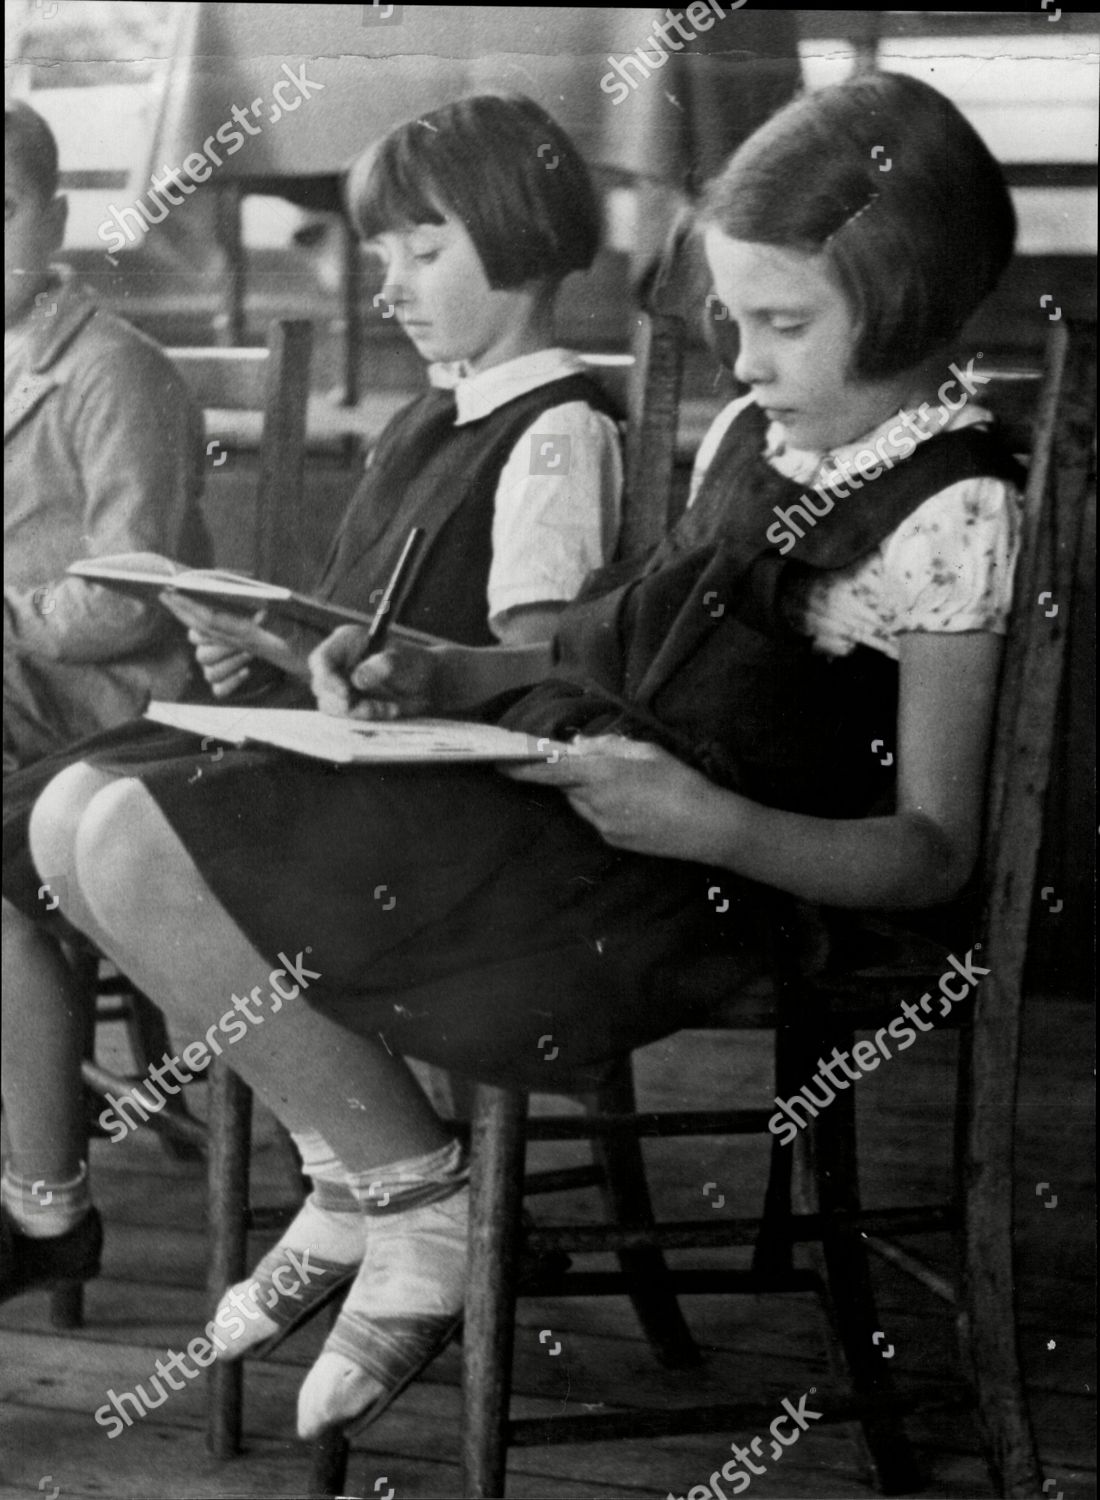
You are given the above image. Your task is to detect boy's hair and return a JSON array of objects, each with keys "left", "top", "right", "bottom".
[
  {"left": 344, "top": 93, "right": 600, "bottom": 289},
  {"left": 5, "top": 100, "right": 60, "bottom": 203},
  {"left": 698, "top": 72, "right": 1016, "bottom": 378}
]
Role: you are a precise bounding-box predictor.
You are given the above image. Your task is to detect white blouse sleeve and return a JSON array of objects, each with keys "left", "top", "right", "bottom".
[
  {"left": 882, "top": 477, "right": 1023, "bottom": 635},
  {"left": 486, "top": 401, "right": 622, "bottom": 635},
  {"left": 801, "top": 476, "right": 1024, "bottom": 659}
]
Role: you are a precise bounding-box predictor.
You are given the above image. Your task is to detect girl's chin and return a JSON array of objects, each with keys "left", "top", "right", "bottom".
[{"left": 769, "top": 415, "right": 843, "bottom": 452}]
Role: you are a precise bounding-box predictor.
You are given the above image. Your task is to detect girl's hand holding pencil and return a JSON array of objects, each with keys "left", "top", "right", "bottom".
[
  {"left": 309, "top": 526, "right": 436, "bottom": 719},
  {"left": 310, "top": 631, "right": 443, "bottom": 720}
]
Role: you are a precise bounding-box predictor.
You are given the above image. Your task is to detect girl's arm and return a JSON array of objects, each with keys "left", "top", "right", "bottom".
[{"left": 508, "top": 631, "right": 1003, "bottom": 910}]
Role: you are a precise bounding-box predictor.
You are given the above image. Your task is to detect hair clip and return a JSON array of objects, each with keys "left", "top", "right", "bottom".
[{"left": 825, "top": 192, "right": 881, "bottom": 245}]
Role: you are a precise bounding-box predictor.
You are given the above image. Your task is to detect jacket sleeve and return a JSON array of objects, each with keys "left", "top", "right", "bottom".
[{"left": 4, "top": 336, "right": 205, "bottom": 664}]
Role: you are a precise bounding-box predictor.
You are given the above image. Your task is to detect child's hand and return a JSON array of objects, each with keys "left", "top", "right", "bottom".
[
  {"left": 160, "top": 594, "right": 296, "bottom": 697},
  {"left": 505, "top": 734, "right": 719, "bottom": 860},
  {"left": 309, "top": 630, "right": 439, "bottom": 720},
  {"left": 192, "top": 636, "right": 254, "bottom": 698}
]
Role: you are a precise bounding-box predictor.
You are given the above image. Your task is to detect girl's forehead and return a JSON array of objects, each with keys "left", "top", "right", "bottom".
[
  {"left": 703, "top": 232, "right": 838, "bottom": 303},
  {"left": 364, "top": 213, "right": 453, "bottom": 245}
]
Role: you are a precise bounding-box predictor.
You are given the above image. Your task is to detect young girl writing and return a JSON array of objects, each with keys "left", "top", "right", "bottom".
[
  {"left": 7, "top": 72, "right": 1023, "bottom": 1443},
  {"left": 1, "top": 91, "right": 619, "bottom": 1304}
]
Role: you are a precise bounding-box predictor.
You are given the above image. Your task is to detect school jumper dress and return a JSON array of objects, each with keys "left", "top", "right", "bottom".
[{"left": 4, "top": 402, "right": 1022, "bottom": 1090}]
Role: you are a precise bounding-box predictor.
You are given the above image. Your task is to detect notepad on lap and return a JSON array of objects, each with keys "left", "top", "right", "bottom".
[{"left": 145, "top": 702, "right": 563, "bottom": 765}]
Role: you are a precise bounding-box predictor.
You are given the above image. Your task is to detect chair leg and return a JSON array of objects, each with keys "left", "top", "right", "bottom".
[
  {"left": 302, "top": 1301, "right": 350, "bottom": 1496},
  {"left": 958, "top": 1003, "right": 1042, "bottom": 1497},
  {"left": 307, "top": 1426, "right": 349, "bottom": 1497},
  {"left": 802, "top": 1044, "right": 921, "bottom": 1495},
  {"left": 48, "top": 1282, "right": 85, "bottom": 1329},
  {"left": 589, "top": 1062, "right": 700, "bottom": 1369},
  {"left": 206, "top": 1062, "right": 252, "bottom": 1459},
  {"left": 49, "top": 950, "right": 99, "bottom": 1330},
  {"left": 461, "top": 1084, "right": 528, "bottom": 1499}
]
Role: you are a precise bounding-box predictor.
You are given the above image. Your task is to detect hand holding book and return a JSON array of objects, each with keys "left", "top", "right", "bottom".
[{"left": 159, "top": 592, "right": 309, "bottom": 696}]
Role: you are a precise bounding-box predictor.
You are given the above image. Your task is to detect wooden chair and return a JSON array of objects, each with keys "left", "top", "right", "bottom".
[
  {"left": 50, "top": 319, "right": 313, "bottom": 1333},
  {"left": 455, "top": 317, "right": 1096, "bottom": 1498}
]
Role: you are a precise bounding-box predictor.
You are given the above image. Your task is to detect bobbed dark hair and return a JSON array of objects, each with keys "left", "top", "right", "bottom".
[
  {"left": 697, "top": 72, "right": 1016, "bottom": 378},
  {"left": 344, "top": 93, "right": 601, "bottom": 290},
  {"left": 5, "top": 100, "right": 59, "bottom": 204}
]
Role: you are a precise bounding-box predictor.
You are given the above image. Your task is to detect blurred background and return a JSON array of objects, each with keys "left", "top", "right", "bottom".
[{"left": 7, "top": 5, "right": 1096, "bottom": 359}]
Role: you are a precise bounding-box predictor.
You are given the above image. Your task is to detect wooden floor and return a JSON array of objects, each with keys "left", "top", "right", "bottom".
[{"left": 1, "top": 995, "right": 1094, "bottom": 1500}]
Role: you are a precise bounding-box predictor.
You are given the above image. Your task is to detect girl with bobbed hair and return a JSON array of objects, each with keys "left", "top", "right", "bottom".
[{"left": 2, "top": 86, "right": 620, "bottom": 1348}]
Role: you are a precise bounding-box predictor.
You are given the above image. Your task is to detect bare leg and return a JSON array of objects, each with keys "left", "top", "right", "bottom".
[
  {"left": 55, "top": 776, "right": 447, "bottom": 1172},
  {"left": 1, "top": 899, "right": 89, "bottom": 1184},
  {"left": 3, "top": 763, "right": 123, "bottom": 1187}
]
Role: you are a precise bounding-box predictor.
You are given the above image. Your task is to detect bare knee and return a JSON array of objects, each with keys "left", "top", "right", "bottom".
[
  {"left": 72, "top": 780, "right": 199, "bottom": 942},
  {"left": 28, "top": 761, "right": 122, "bottom": 890},
  {"left": 72, "top": 780, "right": 165, "bottom": 930}
]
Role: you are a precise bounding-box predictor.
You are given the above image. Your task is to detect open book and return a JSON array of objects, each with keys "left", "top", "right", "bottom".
[
  {"left": 67, "top": 553, "right": 376, "bottom": 633},
  {"left": 145, "top": 701, "right": 566, "bottom": 766}
]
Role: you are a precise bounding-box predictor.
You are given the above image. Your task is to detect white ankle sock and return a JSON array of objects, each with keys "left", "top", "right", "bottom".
[
  {"left": 345, "top": 1138, "right": 468, "bottom": 1215},
  {"left": 297, "top": 1140, "right": 468, "bottom": 1437},
  {"left": 2, "top": 1162, "right": 90, "bottom": 1239},
  {"left": 290, "top": 1128, "right": 358, "bottom": 1210},
  {"left": 211, "top": 1131, "right": 364, "bottom": 1360}
]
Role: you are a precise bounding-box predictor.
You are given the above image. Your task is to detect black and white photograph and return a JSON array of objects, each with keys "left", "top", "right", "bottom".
[{"left": 2, "top": 5, "right": 1096, "bottom": 1497}]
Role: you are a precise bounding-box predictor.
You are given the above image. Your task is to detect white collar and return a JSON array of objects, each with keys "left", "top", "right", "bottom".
[
  {"left": 765, "top": 399, "right": 993, "bottom": 486},
  {"left": 427, "top": 347, "right": 585, "bottom": 425}
]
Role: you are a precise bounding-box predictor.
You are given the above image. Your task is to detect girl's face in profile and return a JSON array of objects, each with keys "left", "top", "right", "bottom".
[
  {"left": 703, "top": 230, "right": 921, "bottom": 453},
  {"left": 365, "top": 211, "right": 538, "bottom": 374}
]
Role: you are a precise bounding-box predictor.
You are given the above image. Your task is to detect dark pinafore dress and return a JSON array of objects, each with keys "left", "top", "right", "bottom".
[{"left": 4, "top": 402, "right": 1022, "bottom": 1089}]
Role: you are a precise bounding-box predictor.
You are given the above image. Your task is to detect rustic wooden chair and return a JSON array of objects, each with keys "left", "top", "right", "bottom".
[
  {"left": 455, "top": 317, "right": 1096, "bottom": 1498},
  {"left": 49, "top": 319, "right": 313, "bottom": 1332}
]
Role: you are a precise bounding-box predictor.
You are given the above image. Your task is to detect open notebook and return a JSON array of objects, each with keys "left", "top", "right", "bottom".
[
  {"left": 145, "top": 702, "right": 566, "bottom": 766},
  {"left": 68, "top": 553, "right": 376, "bottom": 632}
]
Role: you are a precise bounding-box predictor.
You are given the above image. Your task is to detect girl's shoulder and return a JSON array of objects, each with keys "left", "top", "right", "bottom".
[
  {"left": 804, "top": 469, "right": 1024, "bottom": 660},
  {"left": 880, "top": 466, "right": 1023, "bottom": 611}
]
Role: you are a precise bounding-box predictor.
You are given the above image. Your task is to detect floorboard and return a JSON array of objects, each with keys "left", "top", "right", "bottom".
[{"left": 1, "top": 996, "right": 1093, "bottom": 1498}]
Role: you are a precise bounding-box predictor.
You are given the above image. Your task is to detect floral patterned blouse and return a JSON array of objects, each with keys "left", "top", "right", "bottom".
[{"left": 689, "top": 395, "right": 1024, "bottom": 662}]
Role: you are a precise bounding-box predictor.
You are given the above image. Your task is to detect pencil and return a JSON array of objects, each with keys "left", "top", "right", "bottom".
[{"left": 359, "top": 525, "right": 425, "bottom": 660}]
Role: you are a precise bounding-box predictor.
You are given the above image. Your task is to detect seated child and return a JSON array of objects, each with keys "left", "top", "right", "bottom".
[
  {"left": 1, "top": 90, "right": 620, "bottom": 1319},
  {"left": 7, "top": 73, "right": 1022, "bottom": 1447},
  {"left": 4, "top": 100, "right": 210, "bottom": 772}
]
